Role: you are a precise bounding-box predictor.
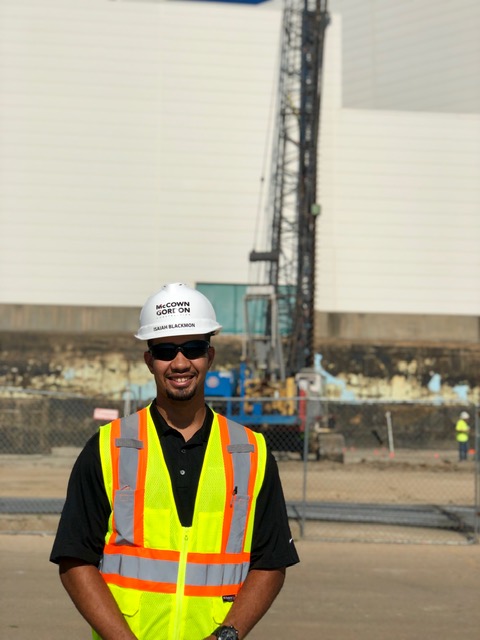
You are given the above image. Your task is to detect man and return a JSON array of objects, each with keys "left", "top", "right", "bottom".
[
  {"left": 50, "top": 283, "right": 299, "bottom": 640},
  {"left": 455, "top": 410, "right": 470, "bottom": 462}
]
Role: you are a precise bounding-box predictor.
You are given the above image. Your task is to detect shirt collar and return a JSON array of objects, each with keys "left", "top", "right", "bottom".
[{"left": 149, "top": 402, "right": 213, "bottom": 443}]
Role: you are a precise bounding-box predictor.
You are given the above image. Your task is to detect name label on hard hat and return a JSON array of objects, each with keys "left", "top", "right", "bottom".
[{"left": 153, "top": 323, "right": 196, "bottom": 332}]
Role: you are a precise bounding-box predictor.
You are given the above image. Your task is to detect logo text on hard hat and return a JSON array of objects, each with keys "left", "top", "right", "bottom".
[{"left": 156, "top": 301, "right": 191, "bottom": 316}]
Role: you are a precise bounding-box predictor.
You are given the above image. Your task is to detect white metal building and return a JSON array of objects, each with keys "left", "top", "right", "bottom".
[{"left": 1, "top": 0, "right": 479, "bottom": 336}]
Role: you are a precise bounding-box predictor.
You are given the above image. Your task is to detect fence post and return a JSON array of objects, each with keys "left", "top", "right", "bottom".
[
  {"left": 300, "top": 399, "right": 310, "bottom": 539},
  {"left": 475, "top": 405, "right": 480, "bottom": 542},
  {"left": 385, "top": 410, "right": 395, "bottom": 456},
  {"left": 123, "top": 386, "right": 132, "bottom": 417}
]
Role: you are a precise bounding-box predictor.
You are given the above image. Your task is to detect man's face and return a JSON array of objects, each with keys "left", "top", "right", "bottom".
[{"left": 144, "top": 334, "right": 215, "bottom": 403}]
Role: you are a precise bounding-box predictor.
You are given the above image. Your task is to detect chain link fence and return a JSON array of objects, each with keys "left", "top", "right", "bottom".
[
  {"left": 0, "top": 387, "right": 478, "bottom": 544},
  {"left": 299, "top": 400, "right": 479, "bottom": 545}
]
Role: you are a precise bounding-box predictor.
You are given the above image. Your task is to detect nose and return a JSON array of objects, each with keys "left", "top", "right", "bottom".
[{"left": 170, "top": 349, "right": 190, "bottom": 367}]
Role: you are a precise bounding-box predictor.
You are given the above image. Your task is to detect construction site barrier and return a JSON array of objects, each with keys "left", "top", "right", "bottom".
[{"left": 0, "top": 388, "right": 478, "bottom": 544}]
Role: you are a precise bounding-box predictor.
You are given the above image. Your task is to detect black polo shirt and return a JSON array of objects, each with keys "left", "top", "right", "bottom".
[{"left": 50, "top": 404, "right": 299, "bottom": 571}]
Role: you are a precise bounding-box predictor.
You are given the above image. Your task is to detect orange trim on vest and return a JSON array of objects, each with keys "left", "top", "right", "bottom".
[
  {"left": 218, "top": 414, "right": 235, "bottom": 553},
  {"left": 102, "top": 574, "right": 243, "bottom": 597},
  {"left": 102, "top": 573, "right": 177, "bottom": 594},
  {"left": 133, "top": 408, "right": 148, "bottom": 546},
  {"left": 187, "top": 550, "right": 251, "bottom": 564},
  {"left": 184, "top": 583, "right": 242, "bottom": 598}
]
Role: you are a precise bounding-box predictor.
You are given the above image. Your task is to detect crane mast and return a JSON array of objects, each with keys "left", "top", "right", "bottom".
[{"left": 248, "top": 0, "right": 330, "bottom": 380}]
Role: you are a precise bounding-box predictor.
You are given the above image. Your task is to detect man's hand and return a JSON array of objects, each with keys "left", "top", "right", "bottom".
[
  {"left": 213, "top": 568, "right": 286, "bottom": 639},
  {"left": 59, "top": 558, "right": 137, "bottom": 640}
]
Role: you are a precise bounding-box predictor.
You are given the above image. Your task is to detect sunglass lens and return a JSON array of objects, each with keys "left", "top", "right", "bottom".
[
  {"left": 184, "top": 344, "right": 207, "bottom": 359},
  {"left": 150, "top": 345, "right": 177, "bottom": 360}
]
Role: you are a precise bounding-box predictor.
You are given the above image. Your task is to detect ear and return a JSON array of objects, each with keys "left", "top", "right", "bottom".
[
  {"left": 207, "top": 345, "right": 215, "bottom": 369},
  {"left": 144, "top": 350, "right": 155, "bottom": 373}
]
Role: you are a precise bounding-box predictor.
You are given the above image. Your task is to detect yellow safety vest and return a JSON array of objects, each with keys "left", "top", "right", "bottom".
[
  {"left": 455, "top": 419, "right": 470, "bottom": 443},
  {"left": 96, "top": 406, "right": 267, "bottom": 640}
]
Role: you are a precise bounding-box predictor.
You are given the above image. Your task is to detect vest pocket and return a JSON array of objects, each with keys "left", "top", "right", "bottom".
[
  {"left": 212, "top": 595, "right": 234, "bottom": 626},
  {"left": 109, "top": 584, "right": 141, "bottom": 636},
  {"left": 110, "top": 584, "right": 141, "bottom": 616}
]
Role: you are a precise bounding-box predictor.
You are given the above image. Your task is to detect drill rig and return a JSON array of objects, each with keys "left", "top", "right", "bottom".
[
  {"left": 246, "top": 0, "right": 329, "bottom": 383},
  {"left": 206, "top": 1, "right": 338, "bottom": 458}
]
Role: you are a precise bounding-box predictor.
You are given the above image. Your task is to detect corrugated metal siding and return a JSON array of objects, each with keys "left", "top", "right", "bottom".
[
  {"left": 1, "top": 2, "right": 479, "bottom": 325},
  {"left": 317, "top": 16, "right": 480, "bottom": 316},
  {"left": 330, "top": 0, "right": 480, "bottom": 114},
  {"left": 0, "top": 0, "right": 282, "bottom": 307}
]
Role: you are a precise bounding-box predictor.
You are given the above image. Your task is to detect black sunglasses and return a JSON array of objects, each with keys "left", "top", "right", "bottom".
[{"left": 149, "top": 340, "right": 210, "bottom": 362}]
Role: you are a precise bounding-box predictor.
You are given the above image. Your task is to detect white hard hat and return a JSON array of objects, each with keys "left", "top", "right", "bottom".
[
  {"left": 135, "top": 283, "right": 222, "bottom": 341},
  {"left": 460, "top": 411, "right": 470, "bottom": 420}
]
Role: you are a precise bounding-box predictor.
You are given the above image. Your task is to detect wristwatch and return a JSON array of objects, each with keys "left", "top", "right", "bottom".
[{"left": 213, "top": 625, "right": 240, "bottom": 640}]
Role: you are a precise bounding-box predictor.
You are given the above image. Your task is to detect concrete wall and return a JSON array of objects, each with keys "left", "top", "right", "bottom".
[
  {"left": 0, "top": 303, "right": 140, "bottom": 333},
  {"left": 316, "top": 312, "right": 480, "bottom": 343},
  {"left": 2, "top": 303, "right": 480, "bottom": 345},
  {"left": 1, "top": 330, "right": 479, "bottom": 405}
]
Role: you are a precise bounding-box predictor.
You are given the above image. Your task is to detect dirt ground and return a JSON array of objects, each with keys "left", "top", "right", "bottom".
[
  {"left": 1, "top": 532, "right": 480, "bottom": 640},
  {"left": 0, "top": 446, "right": 476, "bottom": 503},
  {"left": 1, "top": 449, "right": 479, "bottom": 638},
  {"left": 0, "top": 447, "right": 477, "bottom": 543}
]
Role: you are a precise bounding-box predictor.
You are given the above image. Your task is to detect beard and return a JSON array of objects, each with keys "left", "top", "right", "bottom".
[{"left": 166, "top": 386, "right": 197, "bottom": 402}]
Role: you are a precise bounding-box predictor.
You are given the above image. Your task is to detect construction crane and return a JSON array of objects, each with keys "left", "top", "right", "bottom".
[
  {"left": 246, "top": 0, "right": 330, "bottom": 381},
  {"left": 206, "top": 1, "right": 340, "bottom": 461}
]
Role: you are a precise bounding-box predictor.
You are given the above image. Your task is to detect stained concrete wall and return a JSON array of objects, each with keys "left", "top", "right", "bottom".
[
  {"left": 1, "top": 331, "right": 478, "bottom": 405},
  {"left": 316, "top": 340, "right": 480, "bottom": 404}
]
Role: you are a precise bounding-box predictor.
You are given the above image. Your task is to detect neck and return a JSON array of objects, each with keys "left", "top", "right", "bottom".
[{"left": 155, "top": 398, "right": 207, "bottom": 441}]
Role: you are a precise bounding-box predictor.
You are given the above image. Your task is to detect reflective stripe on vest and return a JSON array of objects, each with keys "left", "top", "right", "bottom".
[
  {"left": 100, "top": 409, "right": 262, "bottom": 595},
  {"left": 101, "top": 546, "right": 251, "bottom": 595},
  {"left": 108, "top": 410, "right": 149, "bottom": 546}
]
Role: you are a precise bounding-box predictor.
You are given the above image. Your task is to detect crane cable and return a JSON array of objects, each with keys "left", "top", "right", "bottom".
[{"left": 249, "top": 15, "right": 284, "bottom": 288}]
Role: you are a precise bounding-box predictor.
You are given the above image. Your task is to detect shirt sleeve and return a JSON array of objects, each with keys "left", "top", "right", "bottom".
[
  {"left": 50, "top": 433, "right": 111, "bottom": 566},
  {"left": 249, "top": 450, "right": 300, "bottom": 570}
]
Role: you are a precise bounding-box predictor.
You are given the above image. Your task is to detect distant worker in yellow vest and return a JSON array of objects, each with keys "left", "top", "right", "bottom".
[
  {"left": 455, "top": 411, "right": 470, "bottom": 462},
  {"left": 50, "top": 283, "right": 299, "bottom": 640}
]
